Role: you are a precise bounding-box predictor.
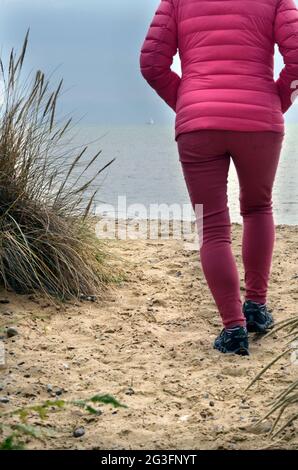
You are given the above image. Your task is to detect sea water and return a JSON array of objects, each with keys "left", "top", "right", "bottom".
[{"left": 71, "top": 123, "right": 298, "bottom": 225}]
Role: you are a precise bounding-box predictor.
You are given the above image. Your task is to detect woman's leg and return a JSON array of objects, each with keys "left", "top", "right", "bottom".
[
  {"left": 228, "top": 131, "right": 284, "bottom": 305},
  {"left": 177, "top": 130, "right": 246, "bottom": 329}
]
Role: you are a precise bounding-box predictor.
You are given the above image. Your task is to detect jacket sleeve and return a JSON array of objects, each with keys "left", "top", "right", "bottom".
[
  {"left": 139, "top": 0, "right": 181, "bottom": 112},
  {"left": 274, "top": 0, "right": 298, "bottom": 113}
]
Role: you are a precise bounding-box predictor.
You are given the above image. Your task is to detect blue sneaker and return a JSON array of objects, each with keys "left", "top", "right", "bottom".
[
  {"left": 213, "top": 326, "right": 249, "bottom": 356},
  {"left": 243, "top": 300, "right": 274, "bottom": 333}
]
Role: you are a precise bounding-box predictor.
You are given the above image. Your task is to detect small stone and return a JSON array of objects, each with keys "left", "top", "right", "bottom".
[
  {"left": 6, "top": 327, "right": 19, "bottom": 338},
  {"left": 24, "top": 374, "right": 31, "bottom": 378},
  {"left": 213, "top": 424, "right": 224, "bottom": 434},
  {"left": 104, "top": 328, "right": 116, "bottom": 334},
  {"left": 2, "top": 311, "right": 12, "bottom": 316},
  {"left": 46, "top": 384, "right": 53, "bottom": 392},
  {"left": 0, "top": 396, "right": 10, "bottom": 403},
  {"left": 79, "top": 294, "right": 96, "bottom": 302},
  {"left": 73, "top": 427, "right": 85, "bottom": 438},
  {"left": 54, "top": 387, "right": 63, "bottom": 396},
  {"left": 41, "top": 303, "right": 51, "bottom": 309},
  {"left": 125, "top": 387, "right": 135, "bottom": 396},
  {"left": 178, "top": 415, "right": 189, "bottom": 422},
  {"left": 84, "top": 416, "right": 96, "bottom": 424},
  {"left": 24, "top": 392, "right": 37, "bottom": 398},
  {"left": 175, "top": 271, "right": 182, "bottom": 277},
  {"left": 209, "top": 400, "right": 215, "bottom": 407}
]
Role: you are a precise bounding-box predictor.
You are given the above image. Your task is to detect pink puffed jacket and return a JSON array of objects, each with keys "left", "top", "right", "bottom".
[{"left": 139, "top": 0, "right": 298, "bottom": 141}]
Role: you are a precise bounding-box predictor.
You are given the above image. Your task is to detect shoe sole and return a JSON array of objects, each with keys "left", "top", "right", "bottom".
[
  {"left": 246, "top": 320, "right": 274, "bottom": 334},
  {"left": 213, "top": 344, "right": 250, "bottom": 356}
]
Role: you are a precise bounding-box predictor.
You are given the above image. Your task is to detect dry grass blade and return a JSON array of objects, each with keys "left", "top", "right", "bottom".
[
  {"left": 14, "top": 28, "right": 29, "bottom": 70},
  {"left": 271, "top": 412, "right": 298, "bottom": 438},
  {"left": 245, "top": 314, "right": 298, "bottom": 439},
  {"left": 245, "top": 348, "right": 292, "bottom": 391},
  {"left": 74, "top": 157, "right": 116, "bottom": 194},
  {"left": 264, "top": 317, "right": 298, "bottom": 338}
]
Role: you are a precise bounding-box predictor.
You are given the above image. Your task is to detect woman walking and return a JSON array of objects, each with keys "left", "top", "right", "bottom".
[{"left": 139, "top": 0, "right": 298, "bottom": 355}]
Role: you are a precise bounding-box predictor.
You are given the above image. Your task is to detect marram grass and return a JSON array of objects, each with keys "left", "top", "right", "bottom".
[{"left": 0, "top": 31, "right": 117, "bottom": 300}]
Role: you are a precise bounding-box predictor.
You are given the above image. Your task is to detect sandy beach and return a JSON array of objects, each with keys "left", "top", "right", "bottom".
[{"left": 0, "top": 223, "right": 297, "bottom": 450}]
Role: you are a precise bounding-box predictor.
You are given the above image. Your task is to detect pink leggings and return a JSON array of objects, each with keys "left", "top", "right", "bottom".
[{"left": 177, "top": 130, "right": 284, "bottom": 329}]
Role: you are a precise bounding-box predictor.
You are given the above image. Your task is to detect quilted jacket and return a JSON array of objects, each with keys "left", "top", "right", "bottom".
[{"left": 139, "top": 0, "right": 298, "bottom": 141}]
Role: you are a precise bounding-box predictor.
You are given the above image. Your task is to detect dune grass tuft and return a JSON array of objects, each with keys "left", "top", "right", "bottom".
[{"left": 0, "top": 31, "right": 117, "bottom": 300}]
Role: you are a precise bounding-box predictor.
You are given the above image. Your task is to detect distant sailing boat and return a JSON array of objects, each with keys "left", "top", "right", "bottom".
[{"left": 146, "top": 117, "right": 155, "bottom": 125}]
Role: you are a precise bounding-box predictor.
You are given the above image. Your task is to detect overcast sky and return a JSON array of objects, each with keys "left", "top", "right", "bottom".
[{"left": 1, "top": 0, "right": 297, "bottom": 125}]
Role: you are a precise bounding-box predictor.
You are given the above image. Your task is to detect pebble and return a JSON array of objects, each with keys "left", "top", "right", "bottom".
[
  {"left": 23, "top": 392, "right": 37, "bottom": 398},
  {"left": 0, "top": 396, "right": 10, "bottom": 403},
  {"left": 73, "top": 427, "right": 85, "bottom": 438},
  {"left": 209, "top": 401, "right": 215, "bottom": 407},
  {"left": 79, "top": 294, "right": 97, "bottom": 302},
  {"left": 125, "top": 387, "right": 135, "bottom": 396},
  {"left": 178, "top": 415, "right": 189, "bottom": 422},
  {"left": 213, "top": 424, "right": 224, "bottom": 434},
  {"left": 104, "top": 328, "right": 116, "bottom": 334},
  {"left": 6, "top": 327, "right": 19, "bottom": 338},
  {"left": 46, "top": 384, "right": 64, "bottom": 395}
]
